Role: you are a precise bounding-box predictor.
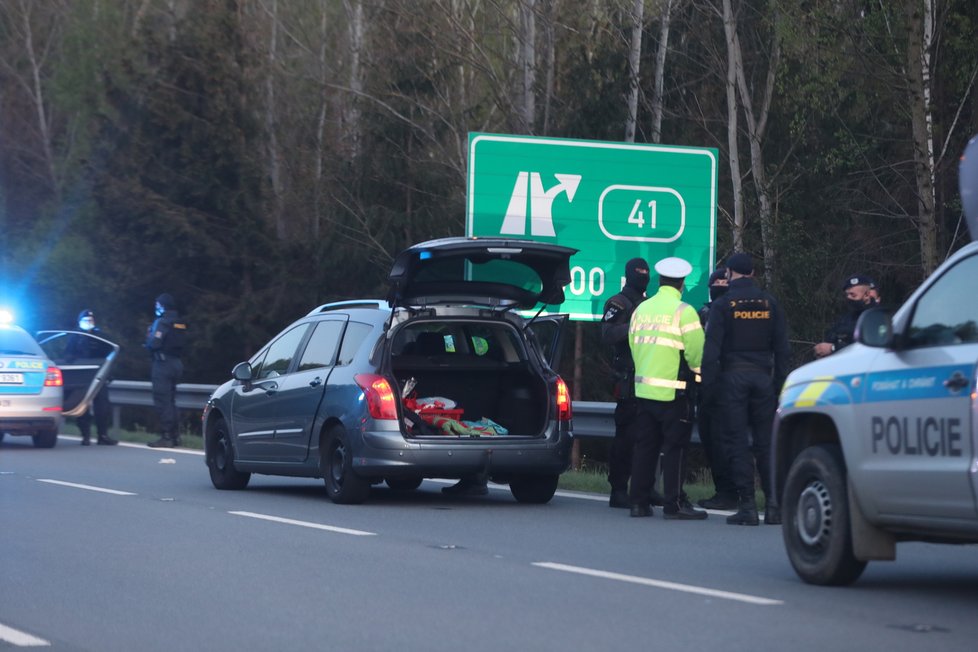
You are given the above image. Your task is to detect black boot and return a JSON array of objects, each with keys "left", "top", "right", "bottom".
[
  {"left": 97, "top": 433, "right": 118, "bottom": 446},
  {"left": 609, "top": 489, "right": 630, "bottom": 508},
  {"left": 697, "top": 493, "right": 739, "bottom": 510},
  {"left": 80, "top": 431, "right": 91, "bottom": 446},
  {"left": 726, "top": 497, "right": 760, "bottom": 526},
  {"left": 442, "top": 476, "right": 488, "bottom": 496},
  {"left": 764, "top": 504, "right": 782, "bottom": 525}
]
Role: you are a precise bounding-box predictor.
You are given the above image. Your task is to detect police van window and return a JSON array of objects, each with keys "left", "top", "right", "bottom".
[
  {"left": 907, "top": 255, "right": 978, "bottom": 348},
  {"left": 297, "top": 320, "right": 344, "bottom": 371},
  {"left": 259, "top": 324, "right": 310, "bottom": 378},
  {"left": 337, "top": 322, "right": 372, "bottom": 366}
]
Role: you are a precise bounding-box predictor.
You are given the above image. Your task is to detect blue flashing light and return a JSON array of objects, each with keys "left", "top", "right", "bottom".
[
  {"left": 0, "top": 308, "right": 14, "bottom": 325},
  {"left": 419, "top": 251, "right": 432, "bottom": 261}
]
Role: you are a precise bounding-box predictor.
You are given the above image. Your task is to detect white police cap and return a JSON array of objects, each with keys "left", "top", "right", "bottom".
[{"left": 654, "top": 257, "right": 693, "bottom": 279}]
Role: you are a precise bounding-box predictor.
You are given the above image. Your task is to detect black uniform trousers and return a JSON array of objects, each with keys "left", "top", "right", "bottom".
[
  {"left": 77, "top": 385, "right": 111, "bottom": 439},
  {"left": 151, "top": 357, "right": 183, "bottom": 438},
  {"left": 628, "top": 397, "right": 692, "bottom": 509},
  {"left": 697, "top": 394, "right": 737, "bottom": 499},
  {"left": 608, "top": 397, "right": 637, "bottom": 493},
  {"left": 717, "top": 369, "right": 777, "bottom": 503}
]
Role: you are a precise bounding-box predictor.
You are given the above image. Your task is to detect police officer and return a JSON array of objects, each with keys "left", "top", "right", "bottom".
[
  {"left": 813, "top": 275, "right": 878, "bottom": 358},
  {"left": 696, "top": 268, "right": 738, "bottom": 509},
  {"left": 601, "top": 257, "right": 662, "bottom": 508},
  {"left": 702, "top": 253, "right": 790, "bottom": 525},
  {"left": 145, "top": 293, "right": 188, "bottom": 448},
  {"left": 627, "top": 257, "right": 707, "bottom": 520},
  {"left": 65, "top": 309, "right": 117, "bottom": 446}
]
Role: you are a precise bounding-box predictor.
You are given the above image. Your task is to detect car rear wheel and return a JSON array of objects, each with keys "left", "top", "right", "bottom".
[
  {"left": 386, "top": 476, "right": 423, "bottom": 491},
  {"left": 206, "top": 416, "right": 250, "bottom": 490},
  {"left": 509, "top": 474, "right": 559, "bottom": 504},
  {"left": 782, "top": 444, "right": 867, "bottom": 586},
  {"left": 322, "top": 426, "right": 370, "bottom": 504},
  {"left": 32, "top": 428, "right": 58, "bottom": 448}
]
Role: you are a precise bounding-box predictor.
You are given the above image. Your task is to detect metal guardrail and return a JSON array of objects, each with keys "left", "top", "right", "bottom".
[
  {"left": 106, "top": 380, "right": 707, "bottom": 441},
  {"left": 105, "top": 380, "right": 621, "bottom": 438}
]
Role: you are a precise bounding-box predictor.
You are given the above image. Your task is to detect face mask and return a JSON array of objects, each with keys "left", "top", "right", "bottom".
[
  {"left": 847, "top": 298, "right": 867, "bottom": 313},
  {"left": 709, "top": 286, "right": 728, "bottom": 302},
  {"left": 79, "top": 318, "right": 95, "bottom": 331}
]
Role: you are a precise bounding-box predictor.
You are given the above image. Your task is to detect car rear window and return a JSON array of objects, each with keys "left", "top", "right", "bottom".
[
  {"left": 413, "top": 256, "right": 545, "bottom": 295},
  {"left": 0, "top": 328, "right": 42, "bottom": 356}
]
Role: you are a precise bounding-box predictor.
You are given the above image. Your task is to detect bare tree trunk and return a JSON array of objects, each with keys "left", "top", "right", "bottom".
[
  {"left": 313, "top": 0, "right": 329, "bottom": 241},
  {"left": 344, "top": 0, "right": 364, "bottom": 160},
  {"left": 265, "top": 0, "right": 285, "bottom": 240},
  {"left": 907, "top": 0, "right": 938, "bottom": 276},
  {"left": 624, "top": 0, "right": 643, "bottom": 143},
  {"left": 16, "top": 0, "right": 59, "bottom": 198},
  {"left": 650, "top": 0, "right": 673, "bottom": 144},
  {"left": 731, "top": 5, "right": 780, "bottom": 283},
  {"left": 721, "top": 0, "right": 744, "bottom": 252},
  {"left": 542, "top": 0, "right": 556, "bottom": 134},
  {"left": 518, "top": 0, "right": 536, "bottom": 132}
]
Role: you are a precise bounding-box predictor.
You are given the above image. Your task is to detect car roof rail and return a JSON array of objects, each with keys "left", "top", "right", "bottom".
[{"left": 306, "top": 300, "right": 388, "bottom": 316}]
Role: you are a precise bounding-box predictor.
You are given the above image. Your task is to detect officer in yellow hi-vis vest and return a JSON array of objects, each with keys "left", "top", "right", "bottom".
[{"left": 626, "top": 257, "right": 707, "bottom": 520}]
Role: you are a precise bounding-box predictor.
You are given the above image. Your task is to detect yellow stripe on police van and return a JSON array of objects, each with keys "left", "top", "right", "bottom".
[{"left": 794, "top": 381, "right": 832, "bottom": 407}]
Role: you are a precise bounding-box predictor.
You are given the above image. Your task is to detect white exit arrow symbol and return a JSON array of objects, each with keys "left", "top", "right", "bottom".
[{"left": 501, "top": 172, "right": 582, "bottom": 237}]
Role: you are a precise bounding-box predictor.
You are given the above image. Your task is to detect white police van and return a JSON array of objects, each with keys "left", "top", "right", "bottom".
[{"left": 772, "top": 136, "right": 978, "bottom": 585}]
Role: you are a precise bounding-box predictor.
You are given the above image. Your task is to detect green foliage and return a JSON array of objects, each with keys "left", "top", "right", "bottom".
[{"left": 0, "top": 0, "right": 976, "bottom": 392}]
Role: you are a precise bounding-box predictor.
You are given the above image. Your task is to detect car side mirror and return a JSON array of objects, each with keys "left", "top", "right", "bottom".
[
  {"left": 855, "top": 307, "right": 894, "bottom": 348},
  {"left": 232, "top": 361, "right": 254, "bottom": 383}
]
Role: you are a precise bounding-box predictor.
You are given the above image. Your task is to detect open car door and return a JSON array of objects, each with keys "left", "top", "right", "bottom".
[{"left": 35, "top": 331, "right": 120, "bottom": 417}]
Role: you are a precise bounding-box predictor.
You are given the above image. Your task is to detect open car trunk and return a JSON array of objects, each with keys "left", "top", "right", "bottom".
[{"left": 389, "top": 319, "right": 551, "bottom": 438}]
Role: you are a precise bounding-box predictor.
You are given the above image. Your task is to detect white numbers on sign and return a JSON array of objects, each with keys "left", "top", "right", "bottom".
[
  {"left": 627, "top": 199, "right": 657, "bottom": 229},
  {"left": 569, "top": 266, "right": 605, "bottom": 296}
]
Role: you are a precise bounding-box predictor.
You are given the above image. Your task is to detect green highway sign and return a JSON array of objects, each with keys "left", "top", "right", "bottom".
[{"left": 466, "top": 133, "right": 718, "bottom": 320}]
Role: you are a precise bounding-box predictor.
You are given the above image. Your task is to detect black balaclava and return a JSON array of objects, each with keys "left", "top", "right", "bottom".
[{"left": 625, "top": 258, "right": 650, "bottom": 294}]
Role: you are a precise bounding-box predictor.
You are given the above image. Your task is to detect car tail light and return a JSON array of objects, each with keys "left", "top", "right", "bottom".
[
  {"left": 44, "top": 366, "right": 63, "bottom": 387},
  {"left": 555, "top": 376, "right": 572, "bottom": 421},
  {"left": 355, "top": 374, "right": 399, "bottom": 420}
]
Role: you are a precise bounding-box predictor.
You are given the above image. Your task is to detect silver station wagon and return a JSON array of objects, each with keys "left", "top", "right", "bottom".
[{"left": 202, "top": 237, "right": 577, "bottom": 504}]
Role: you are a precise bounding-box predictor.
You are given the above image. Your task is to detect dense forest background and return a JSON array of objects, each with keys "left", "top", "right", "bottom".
[{"left": 1, "top": 0, "right": 976, "bottom": 401}]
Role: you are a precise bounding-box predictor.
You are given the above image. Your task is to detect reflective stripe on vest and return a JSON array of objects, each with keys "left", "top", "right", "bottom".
[{"left": 635, "top": 375, "right": 687, "bottom": 390}]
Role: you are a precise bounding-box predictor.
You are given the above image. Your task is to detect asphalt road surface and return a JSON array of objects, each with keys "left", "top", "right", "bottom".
[{"left": 3, "top": 435, "right": 977, "bottom": 651}]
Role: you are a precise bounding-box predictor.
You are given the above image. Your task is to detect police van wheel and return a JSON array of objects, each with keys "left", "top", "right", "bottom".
[
  {"left": 782, "top": 444, "right": 867, "bottom": 586},
  {"left": 510, "top": 474, "right": 559, "bottom": 504},
  {"left": 206, "top": 417, "right": 250, "bottom": 490},
  {"left": 32, "top": 428, "right": 58, "bottom": 448},
  {"left": 322, "top": 426, "right": 370, "bottom": 505}
]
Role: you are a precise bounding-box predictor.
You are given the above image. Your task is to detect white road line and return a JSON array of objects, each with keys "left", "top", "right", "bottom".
[
  {"left": 0, "top": 622, "right": 50, "bottom": 647},
  {"left": 533, "top": 561, "right": 783, "bottom": 606},
  {"left": 229, "top": 511, "right": 377, "bottom": 537},
  {"left": 36, "top": 479, "right": 136, "bottom": 496}
]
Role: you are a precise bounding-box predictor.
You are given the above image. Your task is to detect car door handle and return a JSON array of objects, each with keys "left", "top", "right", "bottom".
[
  {"left": 309, "top": 377, "right": 322, "bottom": 387},
  {"left": 943, "top": 372, "right": 969, "bottom": 391},
  {"left": 264, "top": 382, "right": 279, "bottom": 396}
]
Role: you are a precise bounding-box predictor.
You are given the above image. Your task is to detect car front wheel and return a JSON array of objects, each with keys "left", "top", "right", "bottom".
[
  {"left": 322, "top": 426, "right": 370, "bottom": 504},
  {"left": 206, "top": 417, "right": 250, "bottom": 490},
  {"left": 782, "top": 444, "right": 867, "bottom": 586},
  {"left": 509, "top": 474, "right": 559, "bottom": 504}
]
